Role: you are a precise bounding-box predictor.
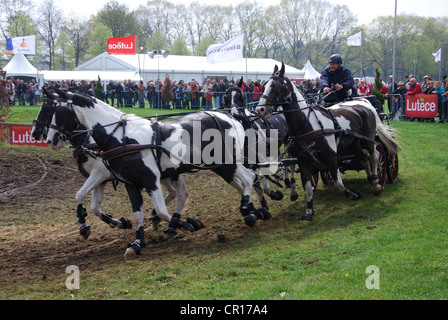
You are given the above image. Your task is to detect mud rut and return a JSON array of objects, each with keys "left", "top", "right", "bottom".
[{"left": 0, "top": 146, "right": 258, "bottom": 287}]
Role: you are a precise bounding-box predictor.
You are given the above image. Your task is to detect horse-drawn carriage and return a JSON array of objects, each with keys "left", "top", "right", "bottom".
[{"left": 32, "top": 63, "right": 399, "bottom": 256}]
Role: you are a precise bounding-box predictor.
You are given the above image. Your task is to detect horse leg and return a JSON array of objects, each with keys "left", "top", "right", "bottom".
[
  {"left": 288, "top": 165, "right": 299, "bottom": 201},
  {"left": 148, "top": 178, "right": 178, "bottom": 228},
  {"left": 123, "top": 183, "right": 146, "bottom": 256},
  {"left": 368, "top": 143, "right": 383, "bottom": 196},
  {"left": 74, "top": 171, "right": 109, "bottom": 239},
  {"left": 235, "top": 166, "right": 270, "bottom": 226},
  {"left": 332, "top": 169, "right": 362, "bottom": 200},
  {"left": 299, "top": 168, "right": 315, "bottom": 221},
  {"left": 91, "top": 183, "right": 132, "bottom": 230}
]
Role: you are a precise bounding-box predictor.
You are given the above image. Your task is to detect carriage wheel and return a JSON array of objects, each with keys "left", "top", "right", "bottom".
[
  {"left": 376, "top": 143, "right": 387, "bottom": 190},
  {"left": 386, "top": 150, "right": 399, "bottom": 183},
  {"left": 320, "top": 171, "right": 332, "bottom": 185}
]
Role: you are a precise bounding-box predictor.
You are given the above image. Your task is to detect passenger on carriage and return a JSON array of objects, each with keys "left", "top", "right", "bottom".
[{"left": 319, "top": 54, "right": 355, "bottom": 106}]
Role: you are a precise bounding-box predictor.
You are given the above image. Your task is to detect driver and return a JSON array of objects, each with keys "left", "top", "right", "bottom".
[{"left": 320, "top": 54, "right": 354, "bottom": 104}]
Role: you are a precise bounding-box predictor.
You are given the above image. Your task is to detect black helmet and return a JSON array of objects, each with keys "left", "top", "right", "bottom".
[{"left": 328, "top": 54, "right": 343, "bottom": 64}]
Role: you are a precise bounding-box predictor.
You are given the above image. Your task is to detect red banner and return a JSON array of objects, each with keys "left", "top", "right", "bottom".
[
  {"left": 107, "top": 35, "right": 136, "bottom": 55},
  {"left": 405, "top": 94, "right": 438, "bottom": 118},
  {"left": 10, "top": 126, "right": 48, "bottom": 147}
]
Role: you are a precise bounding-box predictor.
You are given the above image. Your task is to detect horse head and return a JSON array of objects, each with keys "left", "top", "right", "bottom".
[
  {"left": 46, "top": 96, "right": 82, "bottom": 150},
  {"left": 256, "top": 63, "right": 295, "bottom": 118},
  {"left": 31, "top": 88, "right": 59, "bottom": 141},
  {"left": 223, "top": 77, "right": 246, "bottom": 113}
]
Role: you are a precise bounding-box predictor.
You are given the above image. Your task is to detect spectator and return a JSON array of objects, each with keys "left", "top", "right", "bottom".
[
  {"left": 205, "top": 88, "right": 213, "bottom": 110},
  {"left": 358, "top": 80, "right": 372, "bottom": 97},
  {"left": 183, "top": 82, "right": 192, "bottom": 109},
  {"left": 252, "top": 81, "right": 260, "bottom": 108},
  {"left": 174, "top": 81, "right": 183, "bottom": 109},
  {"left": 115, "top": 81, "right": 124, "bottom": 108},
  {"left": 105, "top": 80, "right": 116, "bottom": 106},
  {"left": 211, "top": 80, "right": 220, "bottom": 109},
  {"left": 407, "top": 77, "right": 423, "bottom": 122},
  {"left": 386, "top": 81, "right": 407, "bottom": 119},
  {"left": 191, "top": 80, "right": 200, "bottom": 109},
  {"left": 137, "top": 80, "right": 146, "bottom": 108},
  {"left": 431, "top": 81, "right": 444, "bottom": 123}
]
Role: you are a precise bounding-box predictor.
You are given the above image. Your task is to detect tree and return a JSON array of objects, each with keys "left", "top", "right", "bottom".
[
  {"left": 38, "top": 0, "right": 64, "bottom": 70},
  {"left": 194, "top": 36, "right": 215, "bottom": 56},
  {"left": 63, "top": 18, "right": 90, "bottom": 67},
  {"left": 86, "top": 21, "right": 113, "bottom": 60},
  {"left": 94, "top": 77, "right": 104, "bottom": 101},
  {"left": 54, "top": 31, "right": 75, "bottom": 70},
  {"left": 96, "top": 0, "right": 138, "bottom": 37},
  {"left": 170, "top": 38, "right": 191, "bottom": 56},
  {"left": 372, "top": 67, "right": 385, "bottom": 109}
]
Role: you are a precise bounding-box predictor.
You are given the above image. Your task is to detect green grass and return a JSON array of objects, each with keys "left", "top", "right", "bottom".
[
  {"left": 1, "top": 107, "right": 447, "bottom": 300},
  {"left": 4, "top": 102, "right": 208, "bottom": 124}
]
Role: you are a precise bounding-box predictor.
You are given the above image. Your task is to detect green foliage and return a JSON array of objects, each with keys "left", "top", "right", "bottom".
[
  {"left": 372, "top": 67, "right": 385, "bottom": 106},
  {"left": 94, "top": 77, "right": 104, "bottom": 101},
  {"left": 86, "top": 22, "right": 113, "bottom": 60},
  {"left": 194, "top": 36, "right": 215, "bottom": 56},
  {"left": 170, "top": 38, "right": 191, "bottom": 56}
]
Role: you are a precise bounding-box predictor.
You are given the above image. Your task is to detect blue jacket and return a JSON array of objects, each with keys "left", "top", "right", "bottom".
[{"left": 320, "top": 65, "right": 354, "bottom": 102}]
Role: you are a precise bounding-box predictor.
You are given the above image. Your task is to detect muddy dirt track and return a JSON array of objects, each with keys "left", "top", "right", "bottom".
[{"left": 0, "top": 146, "right": 265, "bottom": 288}]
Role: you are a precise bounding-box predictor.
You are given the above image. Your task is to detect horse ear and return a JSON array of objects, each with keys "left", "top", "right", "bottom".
[
  {"left": 273, "top": 65, "right": 279, "bottom": 75},
  {"left": 42, "top": 87, "right": 50, "bottom": 98},
  {"left": 237, "top": 77, "right": 243, "bottom": 88},
  {"left": 280, "top": 63, "right": 285, "bottom": 77},
  {"left": 55, "top": 88, "right": 68, "bottom": 99}
]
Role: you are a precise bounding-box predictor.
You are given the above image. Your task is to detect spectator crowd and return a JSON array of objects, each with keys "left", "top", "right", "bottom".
[{"left": 4, "top": 73, "right": 448, "bottom": 123}]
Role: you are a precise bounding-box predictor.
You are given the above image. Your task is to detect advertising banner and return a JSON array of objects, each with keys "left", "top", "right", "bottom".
[
  {"left": 405, "top": 94, "right": 438, "bottom": 118},
  {"left": 107, "top": 36, "right": 136, "bottom": 55},
  {"left": 9, "top": 126, "right": 48, "bottom": 147}
]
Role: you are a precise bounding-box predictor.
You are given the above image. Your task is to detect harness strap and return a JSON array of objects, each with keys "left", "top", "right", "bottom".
[{"left": 102, "top": 144, "right": 160, "bottom": 161}]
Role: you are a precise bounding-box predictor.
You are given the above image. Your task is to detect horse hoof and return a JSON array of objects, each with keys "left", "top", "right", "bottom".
[
  {"left": 269, "top": 190, "right": 284, "bottom": 201},
  {"left": 148, "top": 215, "right": 161, "bottom": 227},
  {"left": 118, "top": 217, "right": 132, "bottom": 229},
  {"left": 290, "top": 193, "right": 299, "bottom": 201},
  {"left": 164, "top": 227, "right": 178, "bottom": 239},
  {"left": 257, "top": 207, "right": 272, "bottom": 220},
  {"left": 124, "top": 248, "right": 137, "bottom": 257},
  {"left": 300, "top": 213, "right": 313, "bottom": 222},
  {"left": 284, "top": 178, "right": 291, "bottom": 188},
  {"left": 79, "top": 225, "right": 91, "bottom": 240},
  {"left": 372, "top": 184, "right": 383, "bottom": 196},
  {"left": 244, "top": 214, "right": 257, "bottom": 227},
  {"left": 187, "top": 217, "right": 205, "bottom": 231},
  {"left": 125, "top": 242, "right": 141, "bottom": 256}
]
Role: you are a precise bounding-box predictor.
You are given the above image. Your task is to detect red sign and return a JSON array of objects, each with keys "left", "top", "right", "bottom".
[
  {"left": 9, "top": 126, "right": 48, "bottom": 147},
  {"left": 107, "top": 35, "right": 136, "bottom": 55},
  {"left": 405, "top": 94, "right": 438, "bottom": 118}
]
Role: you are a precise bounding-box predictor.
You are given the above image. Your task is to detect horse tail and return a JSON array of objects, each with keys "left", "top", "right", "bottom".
[{"left": 375, "top": 114, "right": 400, "bottom": 154}]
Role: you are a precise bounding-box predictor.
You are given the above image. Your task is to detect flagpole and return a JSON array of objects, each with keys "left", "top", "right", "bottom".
[
  {"left": 244, "top": 30, "right": 248, "bottom": 83},
  {"left": 361, "top": 29, "right": 364, "bottom": 78},
  {"left": 392, "top": 0, "right": 397, "bottom": 83}
]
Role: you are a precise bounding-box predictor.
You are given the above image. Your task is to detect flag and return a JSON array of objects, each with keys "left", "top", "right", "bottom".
[
  {"left": 206, "top": 34, "right": 244, "bottom": 64},
  {"left": 6, "top": 35, "right": 36, "bottom": 55},
  {"left": 107, "top": 35, "right": 136, "bottom": 55},
  {"left": 432, "top": 48, "right": 441, "bottom": 63},
  {"left": 347, "top": 31, "right": 362, "bottom": 47}
]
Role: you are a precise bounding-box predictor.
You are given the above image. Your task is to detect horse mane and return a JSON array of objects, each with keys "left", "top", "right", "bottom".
[{"left": 72, "top": 93, "right": 95, "bottom": 108}]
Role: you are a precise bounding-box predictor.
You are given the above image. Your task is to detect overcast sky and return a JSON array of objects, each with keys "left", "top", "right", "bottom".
[{"left": 54, "top": 0, "right": 448, "bottom": 25}]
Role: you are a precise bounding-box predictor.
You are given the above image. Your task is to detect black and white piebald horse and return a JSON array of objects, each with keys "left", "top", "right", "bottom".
[
  {"left": 223, "top": 77, "right": 299, "bottom": 203},
  {"left": 256, "top": 64, "right": 399, "bottom": 221},
  {"left": 31, "top": 89, "right": 188, "bottom": 240},
  {"left": 46, "top": 90, "right": 266, "bottom": 256}
]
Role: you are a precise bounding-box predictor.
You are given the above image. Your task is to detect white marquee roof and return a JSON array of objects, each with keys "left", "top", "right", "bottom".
[
  {"left": 2, "top": 51, "right": 40, "bottom": 77},
  {"left": 75, "top": 52, "right": 306, "bottom": 81}
]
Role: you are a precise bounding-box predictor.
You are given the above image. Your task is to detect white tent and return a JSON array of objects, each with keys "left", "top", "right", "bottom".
[
  {"left": 2, "top": 52, "right": 43, "bottom": 83},
  {"left": 75, "top": 52, "right": 305, "bottom": 83},
  {"left": 301, "top": 60, "right": 321, "bottom": 79},
  {"left": 40, "top": 70, "right": 141, "bottom": 82}
]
